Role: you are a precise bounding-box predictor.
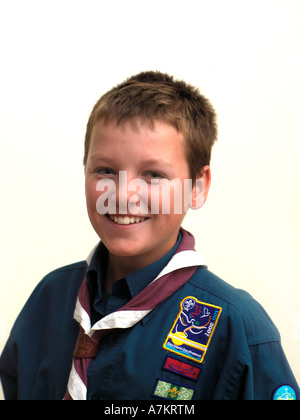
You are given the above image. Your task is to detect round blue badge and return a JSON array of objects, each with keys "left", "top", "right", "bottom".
[{"left": 273, "top": 385, "right": 297, "bottom": 401}]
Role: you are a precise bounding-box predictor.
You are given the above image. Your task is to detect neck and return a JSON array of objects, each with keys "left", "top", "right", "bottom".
[
  {"left": 105, "top": 252, "right": 159, "bottom": 293},
  {"left": 105, "top": 239, "right": 179, "bottom": 292}
]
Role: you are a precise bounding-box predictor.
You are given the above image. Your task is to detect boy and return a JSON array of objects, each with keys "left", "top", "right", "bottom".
[{"left": 0, "top": 71, "right": 298, "bottom": 400}]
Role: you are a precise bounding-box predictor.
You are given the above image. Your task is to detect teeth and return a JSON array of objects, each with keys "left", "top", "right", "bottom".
[{"left": 108, "top": 215, "right": 146, "bottom": 225}]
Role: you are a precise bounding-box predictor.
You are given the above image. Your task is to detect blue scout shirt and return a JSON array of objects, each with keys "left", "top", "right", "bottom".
[{"left": 0, "top": 239, "right": 299, "bottom": 400}]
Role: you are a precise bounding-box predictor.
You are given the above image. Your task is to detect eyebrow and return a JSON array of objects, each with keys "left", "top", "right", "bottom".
[
  {"left": 140, "top": 158, "right": 175, "bottom": 169},
  {"left": 89, "top": 155, "right": 175, "bottom": 169},
  {"left": 89, "top": 155, "right": 115, "bottom": 164}
]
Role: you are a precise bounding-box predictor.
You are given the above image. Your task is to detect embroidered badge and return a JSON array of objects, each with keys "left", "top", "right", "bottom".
[
  {"left": 273, "top": 385, "right": 297, "bottom": 400},
  {"left": 163, "top": 296, "right": 222, "bottom": 363},
  {"left": 163, "top": 355, "right": 201, "bottom": 381},
  {"left": 153, "top": 379, "right": 195, "bottom": 400}
]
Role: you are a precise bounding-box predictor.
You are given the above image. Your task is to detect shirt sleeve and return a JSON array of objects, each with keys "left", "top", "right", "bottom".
[
  {"left": 245, "top": 341, "right": 299, "bottom": 400},
  {"left": 0, "top": 265, "right": 85, "bottom": 400},
  {"left": 0, "top": 339, "right": 18, "bottom": 400}
]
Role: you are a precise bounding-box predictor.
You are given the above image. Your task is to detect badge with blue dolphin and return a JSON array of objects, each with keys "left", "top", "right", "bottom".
[{"left": 163, "top": 296, "right": 222, "bottom": 363}]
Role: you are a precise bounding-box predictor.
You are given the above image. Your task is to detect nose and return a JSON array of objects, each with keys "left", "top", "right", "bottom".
[
  {"left": 116, "top": 171, "right": 128, "bottom": 214},
  {"left": 116, "top": 171, "right": 149, "bottom": 215}
]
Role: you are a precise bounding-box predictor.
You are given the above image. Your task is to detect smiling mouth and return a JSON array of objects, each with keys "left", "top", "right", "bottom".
[{"left": 107, "top": 214, "right": 149, "bottom": 225}]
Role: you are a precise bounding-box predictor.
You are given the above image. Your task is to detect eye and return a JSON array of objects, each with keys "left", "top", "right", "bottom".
[
  {"left": 96, "top": 167, "right": 116, "bottom": 176},
  {"left": 144, "top": 171, "right": 165, "bottom": 180}
]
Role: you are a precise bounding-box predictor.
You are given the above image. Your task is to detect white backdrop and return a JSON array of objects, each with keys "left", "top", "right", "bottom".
[{"left": 0, "top": 0, "right": 299, "bottom": 399}]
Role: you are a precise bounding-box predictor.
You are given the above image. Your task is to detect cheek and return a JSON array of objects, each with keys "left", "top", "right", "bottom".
[
  {"left": 85, "top": 180, "right": 99, "bottom": 213},
  {"left": 149, "top": 180, "right": 188, "bottom": 215}
]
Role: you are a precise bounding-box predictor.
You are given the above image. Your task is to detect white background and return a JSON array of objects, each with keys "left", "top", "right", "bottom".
[{"left": 0, "top": 0, "right": 299, "bottom": 399}]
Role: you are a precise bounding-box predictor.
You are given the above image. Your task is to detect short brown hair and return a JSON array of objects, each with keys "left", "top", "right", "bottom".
[{"left": 84, "top": 71, "right": 218, "bottom": 181}]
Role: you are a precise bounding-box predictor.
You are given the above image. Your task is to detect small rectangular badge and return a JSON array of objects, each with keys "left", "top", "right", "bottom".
[
  {"left": 163, "top": 356, "right": 201, "bottom": 381},
  {"left": 163, "top": 296, "right": 222, "bottom": 363},
  {"left": 153, "top": 379, "right": 195, "bottom": 400}
]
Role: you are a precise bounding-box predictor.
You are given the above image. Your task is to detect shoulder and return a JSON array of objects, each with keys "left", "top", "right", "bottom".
[
  {"left": 31, "top": 260, "right": 87, "bottom": 301},
  {"left": 27, "top": 260, "right": 87, "bottom": 295},
  {"left": 17, "top": 261, "right": 87, "bottom": 319},
  {"left": 40, "top": 261, "right": 87, "bottom": 286},
  {"left": 188, "top": 267, "right": 280, "bottom": 346},
  {"left": 7, "top": 261, "right": 87, "bottom": 340}
]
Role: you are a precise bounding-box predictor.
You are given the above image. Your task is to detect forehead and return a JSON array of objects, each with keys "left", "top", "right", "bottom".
[{"left": 87, "top": 119, "right": 190, "bottom": 174}]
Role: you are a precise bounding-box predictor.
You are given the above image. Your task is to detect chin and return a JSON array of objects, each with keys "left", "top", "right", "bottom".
[{"left": 104, "top": 239, "right": 146, "bottom": 258}]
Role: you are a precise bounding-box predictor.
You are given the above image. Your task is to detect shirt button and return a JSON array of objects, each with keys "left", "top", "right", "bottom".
[{"left": 90, "top": 392, "right": 101, "bottom": 400}]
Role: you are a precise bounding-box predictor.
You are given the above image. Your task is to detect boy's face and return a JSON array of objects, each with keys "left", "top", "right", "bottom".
[{"left": 85, "top": 120, "right": 208, "bottom": 269}]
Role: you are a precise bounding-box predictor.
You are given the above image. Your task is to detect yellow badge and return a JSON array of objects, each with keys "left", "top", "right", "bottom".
[{"left": 163, "top": 296, "right": 222, "bottom": 363}]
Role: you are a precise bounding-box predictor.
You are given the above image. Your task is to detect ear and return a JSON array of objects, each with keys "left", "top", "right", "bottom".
[{"left": 190, "top": 165, "right": 211, "bottom": 210}]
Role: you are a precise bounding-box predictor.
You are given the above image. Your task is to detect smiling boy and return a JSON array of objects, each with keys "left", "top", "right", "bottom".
[
  {"left": 85, "top": 120, "right": 210, "bottom": 290},
  {"left": 0, "top": 71, "right": 298, "bottom": 400}
]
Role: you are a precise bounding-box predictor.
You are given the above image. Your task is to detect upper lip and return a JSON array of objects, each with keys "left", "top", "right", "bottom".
[{"left": 106, "top": 213, "right": 150, "bottom": 218}]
